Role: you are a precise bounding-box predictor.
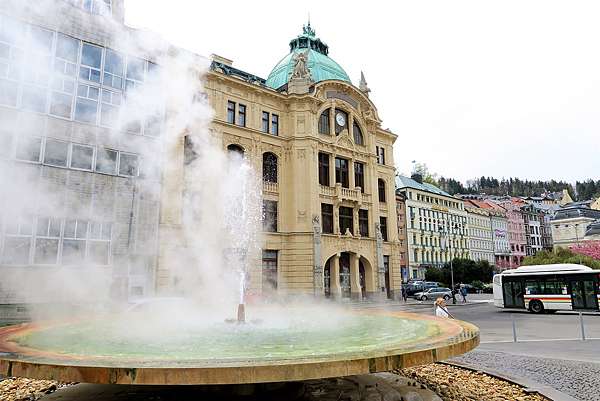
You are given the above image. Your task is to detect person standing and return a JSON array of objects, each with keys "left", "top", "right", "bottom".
[{"left": 401, "top": 285, "right": 408, "bottom": 302}]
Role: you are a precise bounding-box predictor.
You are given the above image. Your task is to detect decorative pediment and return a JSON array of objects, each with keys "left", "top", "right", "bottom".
[{"left": 335, "top": 132, "right": 354, "bottom": 150}]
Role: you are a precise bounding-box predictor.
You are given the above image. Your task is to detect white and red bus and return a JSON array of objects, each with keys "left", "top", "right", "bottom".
[{"left": 493, "top": 264, "right": 600, "bottom": 313}]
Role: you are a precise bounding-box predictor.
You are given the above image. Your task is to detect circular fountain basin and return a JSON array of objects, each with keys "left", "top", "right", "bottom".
[{"left": 0, "top": 310, "right": 478, "bottom": 385}]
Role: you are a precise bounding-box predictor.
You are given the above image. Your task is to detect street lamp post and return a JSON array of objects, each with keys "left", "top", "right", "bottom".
[{"left": 439, "top": 223, "right": 456, "bottom": 304}]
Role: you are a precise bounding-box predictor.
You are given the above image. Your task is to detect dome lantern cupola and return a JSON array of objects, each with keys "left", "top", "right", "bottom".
[
  {"left": 266, "top": 23, "right": 351, "bottom": 90},
  {"left": 289, "top": 22, "right": 329, "bottom": 56}
]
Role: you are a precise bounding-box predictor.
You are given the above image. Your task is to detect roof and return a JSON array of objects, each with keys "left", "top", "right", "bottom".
[
  {"left": 395, "top": 175, "right": 453, "bottom": 197},
  {"left": 265, "top": 23, "right": 351, "bottom": 90},
  {"left": 553, "top": 205, "right": 600, "bottom": 221},
  {"left": 502, "top": 264, "right": 593, "bottom": 275},
  {"left": 585, "top": 220, "right": 600, "bottom": 236}
]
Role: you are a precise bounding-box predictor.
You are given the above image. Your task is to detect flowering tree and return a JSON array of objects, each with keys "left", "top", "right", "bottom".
[{"left": 570, "top": 241, "right": 600, "bottom": 261}]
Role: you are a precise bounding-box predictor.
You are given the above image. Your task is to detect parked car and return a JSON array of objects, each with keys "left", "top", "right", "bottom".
[
  {"left": 404, "top": 281, "right": 440, "bottom": 295},
  {"left": 414, "top": 287, "right": 452, "bottom": 301}
]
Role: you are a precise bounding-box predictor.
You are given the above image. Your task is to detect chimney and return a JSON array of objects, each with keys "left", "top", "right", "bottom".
[{"left": 411, "top": 173, "right": 423, "bottom": 184}]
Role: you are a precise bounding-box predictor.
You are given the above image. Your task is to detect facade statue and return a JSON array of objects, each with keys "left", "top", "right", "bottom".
[{"left": 291, "top": 51, "right": 311, "bottom": 81}]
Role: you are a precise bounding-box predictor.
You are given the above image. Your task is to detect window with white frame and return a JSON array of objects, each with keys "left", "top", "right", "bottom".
[
  {"left": 1, "top": 215, "right": 33, "bottom": 265},
  {"left": 74, "top": 83, "right": 99, "bottom": 123},
  {"left": 103, "top": 49, "right": 124, "bottom": 90},
  {"left": 79, "top": 43, "right": 102, "bottom": 83},
  {"left": 100, "top": 88, "right": 121, "bottom": 127},
  {"left": 33, "top": 217, "right": 61, "bottom": 264},
  {"left": 96, "top": 148, "right": 118, "bottom": 175},
  {"left": 70, "top": 143, "right": 94, "bottom": 170},
  {"left": 119, "top": 152, "right": 138, "bottom": 177},
  {"left": 43, "top": 138, "right": 69, "bottom": 167}
]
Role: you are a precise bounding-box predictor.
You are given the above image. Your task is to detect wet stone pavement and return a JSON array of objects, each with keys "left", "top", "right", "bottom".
[{"left": 452, "top": 350, "right": 600, "bottom": 401}]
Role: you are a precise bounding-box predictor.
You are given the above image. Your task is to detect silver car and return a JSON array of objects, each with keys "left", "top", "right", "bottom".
[{"left": 414, "top": 287, "right": 452, "bottom": 301}]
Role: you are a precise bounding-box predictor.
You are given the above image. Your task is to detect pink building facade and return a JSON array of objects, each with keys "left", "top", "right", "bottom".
[{"left": 497, "top": 198, "right": 527, "bottom": 268}]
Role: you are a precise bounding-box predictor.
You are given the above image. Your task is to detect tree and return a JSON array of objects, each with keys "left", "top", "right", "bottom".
[
  {"left": 413, "top": 163, "right": 439, "bottom": 186},
  {"left": 570, "top": 241, "right": 600, "bottom": 261},
  {"left": 424, "top": 258, "right": 495, "bottom": 286},
  {"left": 522, "top": 247, "right": 600, "bottom": 269}
]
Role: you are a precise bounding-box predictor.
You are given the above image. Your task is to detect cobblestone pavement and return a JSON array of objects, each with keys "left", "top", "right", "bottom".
[{"left": 452, "top": 350, "right": 600, "bottom": 401}]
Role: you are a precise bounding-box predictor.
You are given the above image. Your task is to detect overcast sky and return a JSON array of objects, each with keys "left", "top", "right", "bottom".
[{"left": 125, "top": 0, "right": 600, "bottom": 184}]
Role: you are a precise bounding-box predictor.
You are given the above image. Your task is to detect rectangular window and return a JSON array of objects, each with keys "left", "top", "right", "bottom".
[
  {"left": 318, "top": 152, "right": 330, "bottom": 186},
  {"left": 376, "top": 146, "right": 385, "bottom": 165},
  {"left": 74, "top": 83, "right": 99, "bottom": 123},
  {"left": 354, "top": 162, "right": 364, "bottom": 191},
  {"left": 96, "top": 148, "right": 118, "bottom": 174},
  {"left": 262, "top": 250, "right": 278, "bottom": 293},
  {"left": 322, "top": 203, "right": 333, "bottom": 234},
  {"left": 359, "top": 209, "right": 369, "bottom": 237},
  {"left": 54, "top": 33, "right": 79, "bottom": 76},
  {"left": 263, "top": 200, "right": 278, "bottom": 232},
  {"left": 34, "top": 217, "right": 61, "bottom": 265},
  {"left": 126, "top": 56, "right": 145, "bottom": 82},
  {"left": 0, "top": 79, "right": 18, "bottom": 107},
  {"left": 21, "top": 84, "right": 48, "bottom": 113},
  {"left": 380, "top": 216, "right": 388, "bottom": 241},
  {"left": 271, "top": 114, "right": 279, "bottom": 135},
  {"left": 227, "top": 101, "right": 235, "bottom": 124},
  {"left": 15, "top": 136, "right": 42, "bottom": 162},
  {"left": 49, "top": 76, "right": 75, "bottom": 118},
  {"left": 104, "top": 49, "right": 124, "bottom": 89},
  {"left": 262, "top": 111, "right": 269, "bottom": 133},
  {"left": 88, "top": 221, "right": 111, "bottom": 265},
  {"left": 237, "top": 104, "right": 246, "bottom": 126},
  {"left": 80, "top": 43, "right": 102, "bottom": 83},
  {"left": 100, "top": 89, "right": 121, "bottom": 127},
  {"left": 43, "top": 139, "right": 69, "bottom": 167},
  {"left": 119, "top": 152, "right": 138, "bottom": 176},
  {"left": 70, "top": 143, "right": 94, "bottom": 170},
  {"left": 339, "top": 206, "right": 354, "bottom": 235},
  {"left": 335, "top": 157, "right": 349, "bottom": 188}
]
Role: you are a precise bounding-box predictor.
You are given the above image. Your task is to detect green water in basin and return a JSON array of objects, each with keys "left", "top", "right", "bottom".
[{"left": 14, "top": 312, "right": 440, "bottom": 363}]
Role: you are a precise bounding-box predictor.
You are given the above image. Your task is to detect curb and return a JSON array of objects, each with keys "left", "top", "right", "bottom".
[{"left": 441, "top": 361, "right": 580, "bottom": 401}]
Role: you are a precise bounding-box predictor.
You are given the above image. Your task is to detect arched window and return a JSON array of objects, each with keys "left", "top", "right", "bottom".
[
  {"left": 378, "top": 179, "right": 386, "bottom": 202},
  {"left": 318, "top": 108, "right": 330, "bottom": 135},
  {"left": 227, "top": 144, "right": 244, "bottom": 155},
  {"left": 262, "top": 152, "right": 278, "bottom": 183},
  {"left": 353, "top": 121, "right": 364, "bottom": 145}
]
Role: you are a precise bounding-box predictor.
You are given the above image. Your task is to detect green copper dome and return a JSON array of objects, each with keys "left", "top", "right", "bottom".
[{"left": 266, "top": 23, "right": 351, "bottom": 90}]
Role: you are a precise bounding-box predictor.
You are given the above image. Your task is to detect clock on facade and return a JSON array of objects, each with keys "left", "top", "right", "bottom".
[{"left": 335, "top": 112, "right": 346, "bottom": 127}]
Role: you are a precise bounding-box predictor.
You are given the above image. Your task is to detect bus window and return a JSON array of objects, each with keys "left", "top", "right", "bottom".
[
  {"left": 525, "top": 280, "right": 541, "bottom": 295},
  {"left": 543, "top": 279, "right": 566, "bottom": 295}
]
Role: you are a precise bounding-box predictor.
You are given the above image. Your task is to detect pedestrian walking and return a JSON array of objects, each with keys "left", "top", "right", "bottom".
[
  {"left": 460, "top": 284, "right": 467, "bottom": 303},
  {"left": 401, "top": 286, "right": 408, "bottom": 302},
  {"left": 434, "top": 298, "right": 454, "bottom": 318}
]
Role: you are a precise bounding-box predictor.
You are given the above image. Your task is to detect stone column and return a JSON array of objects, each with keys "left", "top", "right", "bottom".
[
  {"left": 330, "top": 254, "right": 342, "bottom": 298},
  {"left": 349, "top": 159, "right": 355, "bottom": 190},
  {"left": 329, "top": 104, "right": 336, "bottom": 136},
  {"left": 333, "top": 203, "right": 340, "bottom": 235},
  {"left": 353, "top": 206, "right": 360, "bottom": 236},
  {"left": 350, "top": 253, "right": 362, "bottom": 300},
  {"left": 312, "top": 215, "right": 323, "bottom": 296},
  {"left": 329, "top": 153, "right": 336, "bottom": 186},
  {"left": 375, "top": 223, "right": 386, "bottom": 300}
]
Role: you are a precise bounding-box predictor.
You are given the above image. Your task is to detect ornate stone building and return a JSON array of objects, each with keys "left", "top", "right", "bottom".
[
  {"left": 396, "top": 175, "right": 469, "bottom": 280},
  {"left": 464, "top": 201, "right": 494, "bottom": 265},
  {"left": 160, "top": 24, "right": 402, "bottom": 300}
]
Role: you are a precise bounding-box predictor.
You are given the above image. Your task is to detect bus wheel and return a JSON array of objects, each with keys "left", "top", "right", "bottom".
[{"left": 529, "top": 300, "right": 544, "bottom": 314}]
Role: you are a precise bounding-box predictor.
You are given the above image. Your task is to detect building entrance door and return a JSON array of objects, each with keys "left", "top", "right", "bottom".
[
  {"left": 359, "top": 261, "right": 366, "bottom": 299},
  {"left": 570, "top": 280, "right": 598, "bottom": 310}
]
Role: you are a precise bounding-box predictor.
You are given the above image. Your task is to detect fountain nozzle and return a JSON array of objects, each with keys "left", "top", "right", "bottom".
[{"left": 237, "top": 303, "right": 245, "bottom": 323}]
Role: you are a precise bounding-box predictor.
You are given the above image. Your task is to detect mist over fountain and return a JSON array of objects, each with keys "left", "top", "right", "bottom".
[{"left": 0, "top": 0, "right": 479, "bottom": 393}]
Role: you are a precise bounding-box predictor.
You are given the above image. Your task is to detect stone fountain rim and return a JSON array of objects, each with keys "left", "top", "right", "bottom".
[{"left": 0, "top": 311, "right": 479, "bottom": 385}]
